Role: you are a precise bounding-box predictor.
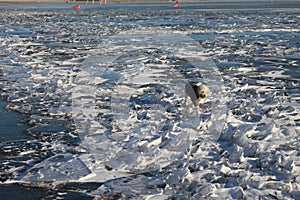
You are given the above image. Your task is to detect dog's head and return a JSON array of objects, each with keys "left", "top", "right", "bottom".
[
  {"left": 195, "top": 83, "right": 210, "bottom": 101},
  {"left": 185, "top": 82, "right": 211, "bottom": 106}
]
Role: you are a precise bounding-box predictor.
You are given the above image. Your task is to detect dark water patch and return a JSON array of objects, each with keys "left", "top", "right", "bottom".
[
  {"left": 0, "top": 182, "right": 97, "bottom": 200},
  {"left": 0, "top": 98, "right": 31, "bottom": 142},
  {"left": 0, "top": 184, "right": 48, "bottom": 200}
]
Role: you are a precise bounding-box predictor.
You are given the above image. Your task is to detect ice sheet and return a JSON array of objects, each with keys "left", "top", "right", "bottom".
[{"left": 0, "top": 2, "right": 299, "bottom": 199}]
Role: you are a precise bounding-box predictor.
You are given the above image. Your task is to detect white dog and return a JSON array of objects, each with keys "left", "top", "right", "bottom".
[{"left": 185, "top": 82, "right": 211, "bottom": 107}]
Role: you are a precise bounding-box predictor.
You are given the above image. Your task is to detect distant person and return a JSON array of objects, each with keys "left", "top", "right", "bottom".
[
  {"left": 86, "top": 0, "right": 106, "bottom": 4},
  {"left": 173, "top": 1, "right": 179, "bottom": 9}
]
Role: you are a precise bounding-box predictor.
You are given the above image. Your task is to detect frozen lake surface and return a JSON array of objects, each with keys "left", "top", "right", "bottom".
[{"left": 0, "top": 1, "right": 299, "bottom": 199}]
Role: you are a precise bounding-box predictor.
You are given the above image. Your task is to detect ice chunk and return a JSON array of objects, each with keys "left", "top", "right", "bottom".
[{"left": 22, "top": 153, "right": 91, "bottom": 182}]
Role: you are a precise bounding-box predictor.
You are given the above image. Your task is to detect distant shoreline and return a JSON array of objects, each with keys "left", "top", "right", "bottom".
[
  {"left": 0, "top": 0, "right": 297, "bottom": 3},
  {"left": 0, "top": 0, "right": 178, "bottom": 2},
  {"left": 0, "top": 0, "right": 298, "bottom": 5}
]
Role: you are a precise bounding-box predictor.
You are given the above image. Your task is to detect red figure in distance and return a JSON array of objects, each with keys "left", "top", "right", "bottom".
[{"left": 173, "top": 1, "right": 179, "bottom": 9}]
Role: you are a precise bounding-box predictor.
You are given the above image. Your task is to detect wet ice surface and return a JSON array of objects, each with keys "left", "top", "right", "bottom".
[{"left": 0, "top": 1, "right": 300, "bottom": 199}]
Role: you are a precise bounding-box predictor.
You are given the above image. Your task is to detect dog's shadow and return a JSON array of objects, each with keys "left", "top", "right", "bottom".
[{"left": 180, "top": 100, "right": 212, "bottom": 130}]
